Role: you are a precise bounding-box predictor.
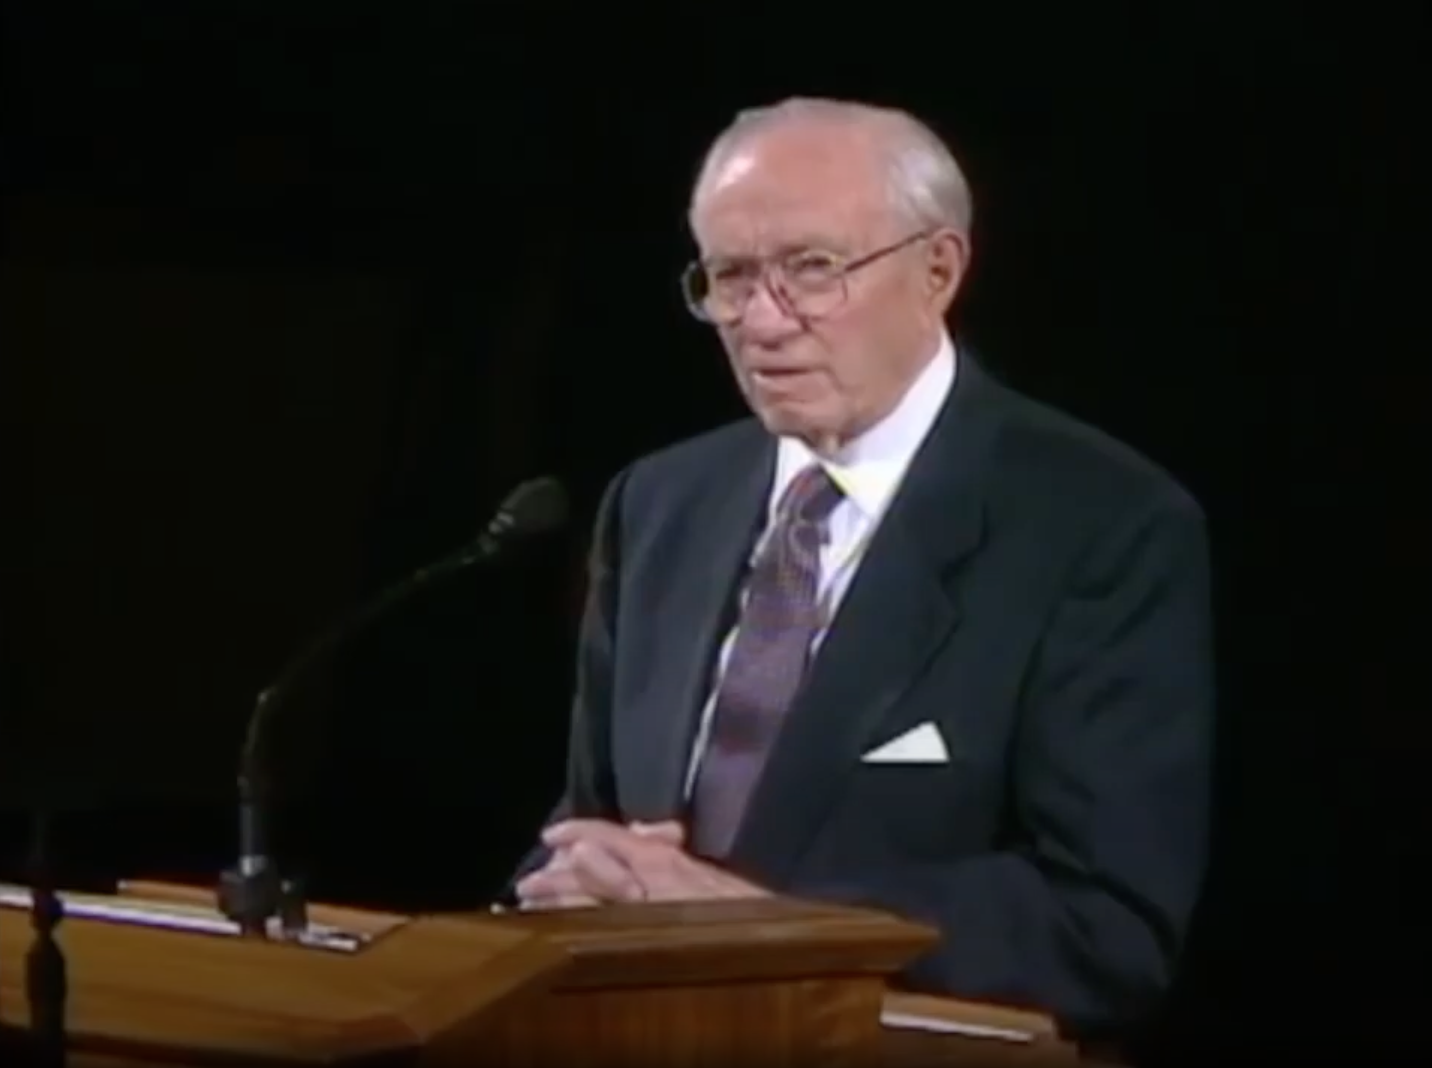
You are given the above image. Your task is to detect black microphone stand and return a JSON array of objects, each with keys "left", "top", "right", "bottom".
[
  {"left": 25, "top": 809, "right": 67, "bottom": 1068},
  {"left": 216, "top": 526, "right": 511, "bottom": 937}
]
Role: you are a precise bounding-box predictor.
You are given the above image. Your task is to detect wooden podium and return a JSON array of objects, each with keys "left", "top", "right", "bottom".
[{"left": 0, "top": 881, "right": 1081, "bottom": 1066}]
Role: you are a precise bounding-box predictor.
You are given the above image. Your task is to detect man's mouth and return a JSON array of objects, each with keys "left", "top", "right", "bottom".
[{"left": 751, "top": 367, "right": 811, "bottom": 383}]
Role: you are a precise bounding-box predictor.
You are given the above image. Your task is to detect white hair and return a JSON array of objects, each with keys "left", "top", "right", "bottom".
[{"left": 691, "top": 97, "right": 974, "bottom": 237}]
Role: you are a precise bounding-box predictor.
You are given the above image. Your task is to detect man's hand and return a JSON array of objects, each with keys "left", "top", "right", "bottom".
[
  {"left": 544, "top": 818, "right": 767, "bottom": 904},
  {"left": 514, "top": 818, "right": 767, "bottom": 910},
  {"left": 514, "top": 819, "right": 680, "bottom": 910}
]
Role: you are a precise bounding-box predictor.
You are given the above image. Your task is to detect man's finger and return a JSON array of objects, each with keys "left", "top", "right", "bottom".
[
  {"left": 542, "top": 818, "right": 630, "bottom": 848},
  {"left": 543, "top": 818, "right": 686, "bottom": 853},
  {"left": 514, "top": 867, "right": 588, "bottom": 906},
  {"left": 518, "top": 890, "right": 598, "bottom": 911},
  {"left": 520, "top": 838, "right": 649, "bottom": 905},
  {"left": 515, "top": 872, "right": 602, "bottom": 910},
  {"left": 565, "top": 839, "right": 646, "bottom": 902},
  {"left": 628, "top": 820, "right": 686, "bottom": 844}
]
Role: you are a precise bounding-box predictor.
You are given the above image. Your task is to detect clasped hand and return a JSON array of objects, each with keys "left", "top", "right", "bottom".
[{"left": 514, "top": 818, "right": 766, "bottom": 910}]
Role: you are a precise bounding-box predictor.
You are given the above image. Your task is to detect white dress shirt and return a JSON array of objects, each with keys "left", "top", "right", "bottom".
[{"left": 683, "top": 333, "right": 958, "bottom": 798}]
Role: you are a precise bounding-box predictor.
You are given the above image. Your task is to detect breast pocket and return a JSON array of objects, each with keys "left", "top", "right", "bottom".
[{"left": 839, "top": 760, "right": 996, "bottom": 861}]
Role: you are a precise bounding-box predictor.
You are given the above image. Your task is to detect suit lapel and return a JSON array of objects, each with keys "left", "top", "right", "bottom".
[
  {"left": 630, "top": 433, "right": 775, "bottom": 818},
  {"left": 727, "top": 357, "right": 1005, "bottom": 883}
]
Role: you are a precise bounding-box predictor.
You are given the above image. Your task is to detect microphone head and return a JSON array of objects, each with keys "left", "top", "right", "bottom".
[{"left": 496, "top": 476, "right": 569, "bottom": 535}]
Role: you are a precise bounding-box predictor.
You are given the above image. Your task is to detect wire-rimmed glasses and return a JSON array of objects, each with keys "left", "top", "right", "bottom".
[{"left": 681, "top": 230, "right": 932, "bottom": 325}]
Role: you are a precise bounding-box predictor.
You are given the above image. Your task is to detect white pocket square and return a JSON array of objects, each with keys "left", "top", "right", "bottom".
[{"left": 860, "top": 722, "right": 950, "bottom": 764}]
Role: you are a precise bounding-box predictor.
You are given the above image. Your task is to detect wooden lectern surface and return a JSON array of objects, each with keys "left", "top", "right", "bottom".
[
  {"left": 493, "top": 895, "right": 936, "bottom": 989},
  {"left": 0, "top": 882, "right": 567, "bottom": 1067},
  {"left": 881, "top": 991, "right": 1080, "bottom": 1066},
  {"left": 472, "top": 898, "right": 942, "bottom": 1067},
  {"left": 3, "top": 881, "right": 1087, "bottom": 1067}
]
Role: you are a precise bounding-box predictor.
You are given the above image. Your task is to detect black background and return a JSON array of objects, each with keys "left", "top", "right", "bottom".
[{"left": 1, "top": 4, "right": 1422, "bottom": 1060}]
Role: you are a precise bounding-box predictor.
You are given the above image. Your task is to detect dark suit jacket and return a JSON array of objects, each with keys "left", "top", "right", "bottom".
[{"left": 518, "top": 353, "right": 1215, "bottom": 1041}]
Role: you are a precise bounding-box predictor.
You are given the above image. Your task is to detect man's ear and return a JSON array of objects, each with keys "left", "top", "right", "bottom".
[{"left": 927, "top": 228, "right": 971, "bottom": 313}]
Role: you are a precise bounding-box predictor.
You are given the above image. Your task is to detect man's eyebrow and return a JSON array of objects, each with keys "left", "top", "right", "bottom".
[{"left": 705, "top": 236, "right": 850, "bottom": 262}]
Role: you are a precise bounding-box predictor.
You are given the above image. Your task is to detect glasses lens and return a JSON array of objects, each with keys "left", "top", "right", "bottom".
[
  {"left": 783, "top": 276, "right": 846, "bottom": 319},
  {"left": 680, "top": 261, "right": 848, "bottom": 323},
  {"left": 681, "top": 262, "right": 718, "bottom": 321}
]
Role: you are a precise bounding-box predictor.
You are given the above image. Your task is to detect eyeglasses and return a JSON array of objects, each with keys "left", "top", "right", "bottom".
[{"left": 681, "top": 230, "right": 933, "bottom": 326}]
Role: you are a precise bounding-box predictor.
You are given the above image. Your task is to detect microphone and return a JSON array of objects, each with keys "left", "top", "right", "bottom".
[{"left": 217, "top": 476, "right": 568, "bottom": 936}]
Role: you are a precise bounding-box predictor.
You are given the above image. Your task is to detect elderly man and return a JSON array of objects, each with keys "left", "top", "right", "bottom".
[{"left": 511, "top": 97, "right": 1214, "bottom": 1043}]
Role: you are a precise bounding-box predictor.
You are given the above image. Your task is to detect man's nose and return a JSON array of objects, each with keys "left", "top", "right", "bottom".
[{"left": 740, "top": 279, "right": 799, "bottom": 335}]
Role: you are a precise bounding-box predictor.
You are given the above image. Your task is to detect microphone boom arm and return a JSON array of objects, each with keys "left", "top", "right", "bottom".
[
  {"left": 217, "top": 488, "right": 555, "bottom": 938},
  {"left": 238, "top": 533, "right": 496, "bottom": 804}
]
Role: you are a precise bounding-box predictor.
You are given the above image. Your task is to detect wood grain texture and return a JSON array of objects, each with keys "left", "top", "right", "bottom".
[
  {"left": 2, "top": 882, "right": 1088, "bottom": 1066},
  {"left": 880, "top": 991, "right": 1081, "bottom": 1066},
  {"left": 118, "top": 879, "right": 408, "bottom": 938},
  {"left": 0, "top": 884, "right": 567, "bottom": 1066},
  {"left": 485, "top": 896, "right": 938, "bottom": 989},
  {"left": 477, "top": 976, "right": 886, "bottom": 1068},
  {"left": 484, "top": 901, "right": 1084, "bottom": 1065},
  {"left": 466, "top": 898, "right": 937, "bottom": 1067}
]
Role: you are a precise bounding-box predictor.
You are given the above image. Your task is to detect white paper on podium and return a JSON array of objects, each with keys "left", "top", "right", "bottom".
[
  {"left": 0, "top": 883, "right": 366, "bottom": 953},
  {"left": 879, "top": 1008, "right": 1036, "bottom": 1043}
]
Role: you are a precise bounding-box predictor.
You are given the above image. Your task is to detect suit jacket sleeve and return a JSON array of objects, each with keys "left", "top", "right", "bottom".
[
  {"left": 789, "top": 494, "right": 1216, "bottom": 1040},
  {"left": 506, "top": 467, "right": 629, "bottom": 888}
]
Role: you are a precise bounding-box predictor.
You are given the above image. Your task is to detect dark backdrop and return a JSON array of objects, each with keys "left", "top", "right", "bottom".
[{"left": 1, "top": 5, "right": 1420, "bottom": 1060}]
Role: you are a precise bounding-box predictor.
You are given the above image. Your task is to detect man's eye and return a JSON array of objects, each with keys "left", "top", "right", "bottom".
[
  {"left": 709, "top": 263, "right": 754, "bottom": 284},
  {"left": 787, "top": 254, "right": 841, "bottom": 280}
]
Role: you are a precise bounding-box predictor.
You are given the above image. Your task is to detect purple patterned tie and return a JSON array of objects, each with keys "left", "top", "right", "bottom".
[{"left": 688, "top": 463, "right": 844, "bottom": 859}]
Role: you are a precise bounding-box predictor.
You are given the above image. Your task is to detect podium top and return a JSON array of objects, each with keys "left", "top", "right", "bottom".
[
  {"left": 491, "top": 894, "right": 938, "bottom": 991},
  {"left": 3, "top": 883, "right": 940, "bottom": 1066},
  {"left": 0, "top": 883, "right": 569, "bottom": 1066}
]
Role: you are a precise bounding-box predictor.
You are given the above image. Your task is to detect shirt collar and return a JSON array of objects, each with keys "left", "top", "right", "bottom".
[{"left": 772, "top": 332, "right": 956, "bottom": 522}]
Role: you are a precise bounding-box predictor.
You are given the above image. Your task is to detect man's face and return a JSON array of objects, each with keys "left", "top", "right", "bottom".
[{"left": 689, "top": 124, "right": 965, "bottom": 451}]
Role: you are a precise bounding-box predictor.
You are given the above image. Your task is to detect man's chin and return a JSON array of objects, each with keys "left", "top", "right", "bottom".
[
  {"left": 752, "top": 403, "right": 843, "bottom": 450},
  {"left": 753, "top": 404, "right": 809, "bottom": 435}
]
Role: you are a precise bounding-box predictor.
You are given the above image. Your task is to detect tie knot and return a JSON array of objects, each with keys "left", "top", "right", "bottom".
[{"left": 778, "top": 464, "right": 843, "bottom": 526}]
